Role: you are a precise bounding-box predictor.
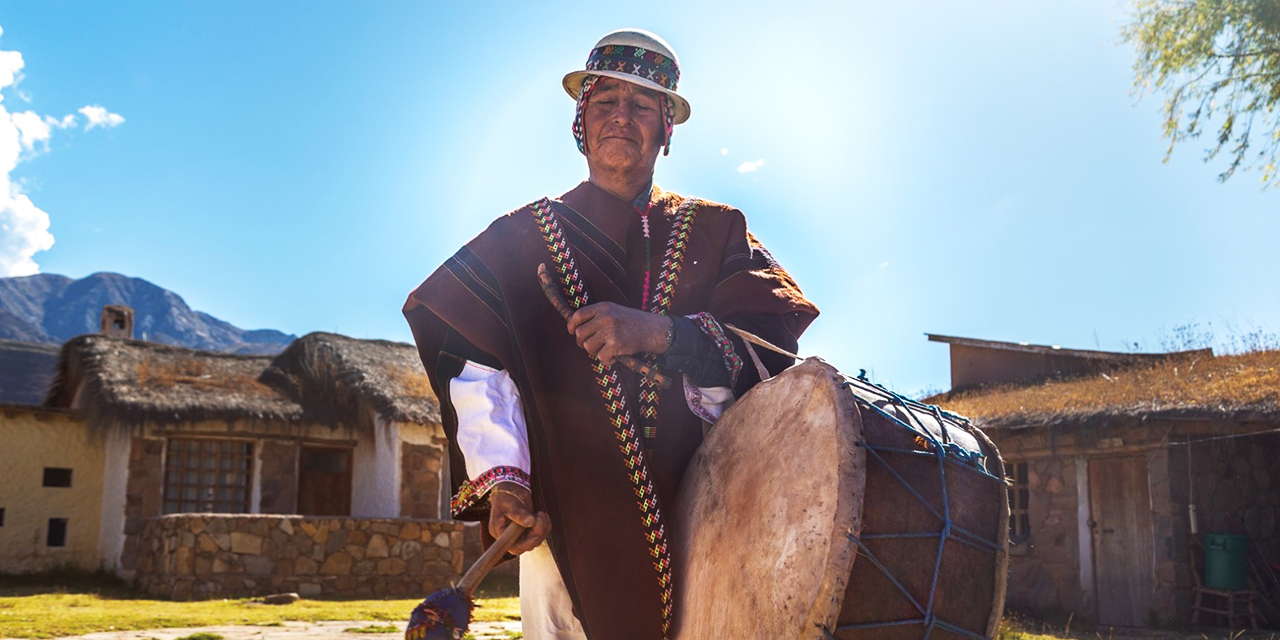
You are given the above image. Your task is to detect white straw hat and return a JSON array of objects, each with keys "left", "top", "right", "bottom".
[{"left": 562, "top": 28, "right": 691, "bottom": 125}]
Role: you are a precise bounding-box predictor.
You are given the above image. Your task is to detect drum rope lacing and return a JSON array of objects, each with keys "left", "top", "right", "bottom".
[{"left": 821, "top": 374, "right": 1006, "bottom": 640}]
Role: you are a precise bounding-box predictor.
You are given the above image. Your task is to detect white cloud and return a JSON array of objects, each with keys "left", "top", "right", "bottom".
[
  {"left": 0, "top": 187, "right": 55, "bottom": 276},
  {"left": 0, "top": 50, "right": 22, "bottom": 97},
  {"left": 879, "top": 261, "right": 890, "bottom": 269},
  {"left": 78, "top": 104, "right": 125, "bottom": 130},
  {"left": 11, "top": 110, "right": 51, "bottom": 151},
  {"left": 737, "top": 158, "right": 765, "bottom": 173},
  {"left": 720, "top": 148, "right": 728, "bottom": 156},
  {"left": 0, "top": 36, "right": 52, "bottom": 275},
  {"left": 44, "top": 114, "right": 76, "bottom": 129},
  {"left": 0, "top": 24, "right": 123, "bottom": 276}
]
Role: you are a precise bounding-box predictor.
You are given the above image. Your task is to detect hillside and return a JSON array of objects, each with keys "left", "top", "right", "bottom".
[{"left": 0, "top": 272, "right": 294, "bottom": 355}]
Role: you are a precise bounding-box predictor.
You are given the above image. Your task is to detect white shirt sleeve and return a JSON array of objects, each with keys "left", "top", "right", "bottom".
[
  {"left": 682, "top": 377, "right": 736, "bottom": 424},
  {"left": 450, "top": 360, "right": 531, "bottom": 479}
]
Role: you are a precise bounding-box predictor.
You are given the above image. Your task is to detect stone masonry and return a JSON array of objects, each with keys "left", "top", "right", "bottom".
[
  {"left": 135, "top": 514, "right": 465, "bottom": 600},
  {"left": 1005, "top": 456, "right": 1082, "bottom": 614},
  {"left": 992, "top": 421, "right": 1279, "bottom": 627}
]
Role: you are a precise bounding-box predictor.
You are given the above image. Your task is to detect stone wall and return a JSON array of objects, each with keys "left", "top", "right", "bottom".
[
  {"left": 1005, "top": 455, "right": 1083, "bottom": 614},
  {"left": 121, "top": 437, "right": 164, "bottom": 573},
  {"left": 1176, "top": 432, "right": 1279, "bottom": 557},
  {"left": 135, "top": 514, "right": 465, "bottom": 600},
  {"left": 1167, "top": 430, "right": 1280, "bottom": 620},
  {"left": 401, "top": 442, "right": 444, "bottom": 519},
  {"left": 990, "top": 421, "right": 1280, "bottom": 628}
]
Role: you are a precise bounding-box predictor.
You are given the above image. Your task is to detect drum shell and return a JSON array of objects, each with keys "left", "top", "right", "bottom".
[
  {"left": 671, "top": 359, "right": 1009, "bottom": 640},
  {"left": 834, "top": 381, "right": 1009, "bottom": 640}
]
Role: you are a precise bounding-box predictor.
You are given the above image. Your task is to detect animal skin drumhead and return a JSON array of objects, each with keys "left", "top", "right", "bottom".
[{"left": 671, "top": 358, "right": 865, "bottom": 640}]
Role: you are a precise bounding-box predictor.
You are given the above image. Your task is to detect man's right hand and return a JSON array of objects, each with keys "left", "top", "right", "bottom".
[{"left": 488, "top": 481, "right": 552, "bottom": 554}]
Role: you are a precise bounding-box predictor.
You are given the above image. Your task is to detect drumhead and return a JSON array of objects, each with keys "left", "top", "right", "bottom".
[{"left": 671, "top": 358, "right": 865, "bottom": 640}]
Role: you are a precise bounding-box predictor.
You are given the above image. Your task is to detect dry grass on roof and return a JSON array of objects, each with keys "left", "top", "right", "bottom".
[
  {"left": 48, "top": 332, "right": 441, "bottom": 427},
  {"left": 385, "top": 364, "right": 433, "bottom": 399},
  {"left": 47, "top": 334, "right": 302, "bottom": 426},
  {"left": 135, "top": 357, "right": 273, "bottom": 395},
  {"left": 935, "top": 349, "right": 1280, "bottom": 427}
]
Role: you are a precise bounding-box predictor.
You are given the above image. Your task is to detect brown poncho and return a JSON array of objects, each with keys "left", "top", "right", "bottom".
[{"left": 404, "top": 181, "right": 818, "bottom": 639}]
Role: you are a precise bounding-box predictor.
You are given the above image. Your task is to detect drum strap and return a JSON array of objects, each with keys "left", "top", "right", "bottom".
[
  {"left": 724, "top": 323, "right": 802, "bottom": 381},
  {"left": 531, "top": 196, "right": 701, "bottom": 637}
]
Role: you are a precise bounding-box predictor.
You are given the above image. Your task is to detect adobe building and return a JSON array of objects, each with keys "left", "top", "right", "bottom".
[
  {"left": 929, "top": 335, "right": 1279, "bottom": 628},
  {"left": 0, "top": 403, "right": 97, "bottom": 572},
  {"left": 926, "top": 333, "right": 1207, "bottom": 392},
  {"left": 1, "top": 326, "right": 463, "bottom": 599}
]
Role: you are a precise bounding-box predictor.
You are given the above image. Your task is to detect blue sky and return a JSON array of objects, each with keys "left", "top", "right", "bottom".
[{"left": 1, "top": 0, "right": 1277, "bottom": 396}]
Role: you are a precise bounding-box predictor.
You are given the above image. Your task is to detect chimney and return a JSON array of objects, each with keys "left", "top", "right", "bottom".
[{"left": 100, "top": 305, "right": 134, "bottom": 339}]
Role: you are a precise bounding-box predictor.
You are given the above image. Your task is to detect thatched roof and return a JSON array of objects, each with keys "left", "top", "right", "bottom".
[
  {"left": 0, "top": 339, "right": 59, "bottom": 405},
  {"left": 46, "top": 332, "right": 439, "bottom": 427},
  {"left": 261, "top": 332, "right": 438, "bottom": 425},
  {"left": 930, "top": 349, "right": 1280, "bottom": 430}
]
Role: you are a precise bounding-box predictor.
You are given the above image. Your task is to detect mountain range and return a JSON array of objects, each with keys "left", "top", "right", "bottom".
[{"left": 0, "top": 272, "right": 295, "bottom": 355}]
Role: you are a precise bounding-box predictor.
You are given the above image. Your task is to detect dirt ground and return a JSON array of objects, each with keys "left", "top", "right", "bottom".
[{"left": 20, "top": 620, "right": 523, "bottom": 640}]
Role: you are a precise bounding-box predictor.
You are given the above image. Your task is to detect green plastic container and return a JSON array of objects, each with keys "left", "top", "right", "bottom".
[{"left": 1204, "top": 533, "right": 1248, "bottom": 590}]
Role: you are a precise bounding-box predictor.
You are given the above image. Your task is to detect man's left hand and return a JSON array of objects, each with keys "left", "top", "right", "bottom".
[{"left": 566, "top": 302, "right": 671, "bottom": 366}]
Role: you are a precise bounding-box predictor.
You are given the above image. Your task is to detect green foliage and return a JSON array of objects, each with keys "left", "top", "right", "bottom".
[
  {"left": 174, "top": 634, "right": 223, "bottom": 640},
  {"left": 1123, "top": 0, "right": 1280, "bottom": 187}
]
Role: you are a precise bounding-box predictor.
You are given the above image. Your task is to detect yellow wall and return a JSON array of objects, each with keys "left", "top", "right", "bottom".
[{"left": 0, "top": 406, "right": 103, "bottom": 572}]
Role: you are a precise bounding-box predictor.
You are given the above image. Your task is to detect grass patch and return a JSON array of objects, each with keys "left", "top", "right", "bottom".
[
  {"left": 469, "top": 573, "right": 521, "bottom": 623},
  {"left": 0, "top": 570, "right": 521, "bottom": 639},
  {"left": 175, "top": 634, "right": 223, "bottom": 640},
  {"left": 343, "top": 625, "right": 399, "bottom": 633},
  {"left": 996, "top": 609, "right": 1280, "bottom": 640}
]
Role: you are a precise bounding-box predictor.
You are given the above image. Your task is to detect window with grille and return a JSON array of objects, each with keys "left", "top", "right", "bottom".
[
  {"left": 163, "top": 439, "right": 254, "bottom": 514},
  {"left": 1008, "top": 461, "right": 1030, "bottom": 542}
]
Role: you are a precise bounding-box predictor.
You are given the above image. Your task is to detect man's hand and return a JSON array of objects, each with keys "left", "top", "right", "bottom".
[
  {"left": 567, "top": 302, "right": 671, "bottom": 366},
  {"left": 488, "top": 481, "right": 551, "bottom": 555}
]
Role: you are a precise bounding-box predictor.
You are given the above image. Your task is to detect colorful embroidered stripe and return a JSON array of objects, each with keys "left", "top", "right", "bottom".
[
  {"left": 646, "top": 198, "right": 700, "bottom": 313},
  {"left": 533, "top": 197, "right": 677, "bottom": 636},
  {"left": 638, "top": 198, "right": 702, "bottom": 444},
  {"left": 449, "top": 465, "right": 531, "bottom": 517},
  {"left": 689, "top": 311, "right": 743, "bottom": 387},
  {"left": 584, "top": 45, "right": 680, "bottom": 91}
]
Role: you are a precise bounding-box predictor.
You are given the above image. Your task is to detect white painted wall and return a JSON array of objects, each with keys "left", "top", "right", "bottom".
[
  {"left": 98, "top": 426, "right": 131, "bottom": 573},
  {"left": 251, "top": 439, "right": 264, "bottom": 514},
  {"left": 351, "top": 416, "right": 400, "bottom": 517}
]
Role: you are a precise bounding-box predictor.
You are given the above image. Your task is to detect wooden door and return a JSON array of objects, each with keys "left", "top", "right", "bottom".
[
  {"left": 1089, "top": 455, "right": 1154, "bottom": 627},
  {"left": 297, "top": 446, "right": 352, "bottom": 516}
]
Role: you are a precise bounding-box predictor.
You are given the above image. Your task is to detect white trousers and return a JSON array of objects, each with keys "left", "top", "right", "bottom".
[{"left": 519, "top": 541, "right": 588, "bottom": 640}]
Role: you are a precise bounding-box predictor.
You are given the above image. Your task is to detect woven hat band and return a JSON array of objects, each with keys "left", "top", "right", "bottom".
[{"left": 584, "top": 45, "right": 680, "bottom": 92}]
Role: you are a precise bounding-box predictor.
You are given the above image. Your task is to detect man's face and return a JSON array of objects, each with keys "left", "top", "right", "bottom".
[{"left": 583, "top": 78, "right": 665, "bottom": 179}]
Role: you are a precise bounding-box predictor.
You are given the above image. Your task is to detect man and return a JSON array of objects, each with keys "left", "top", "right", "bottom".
[{"left": 404, "top": 29, "right": 818, "bottom": 640}]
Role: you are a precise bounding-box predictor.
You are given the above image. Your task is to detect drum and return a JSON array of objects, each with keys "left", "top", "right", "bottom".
[{"left": 671, "top": 358, "right": 1008, "bottom": 640}]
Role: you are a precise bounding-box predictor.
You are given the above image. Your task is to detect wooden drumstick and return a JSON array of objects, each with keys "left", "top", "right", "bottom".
[
  {"left": 405, "top": 522, "right": 527, "bottom": 640},
  {"left": 537, "top": 263, "right": 670, "bottom": 389}
]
